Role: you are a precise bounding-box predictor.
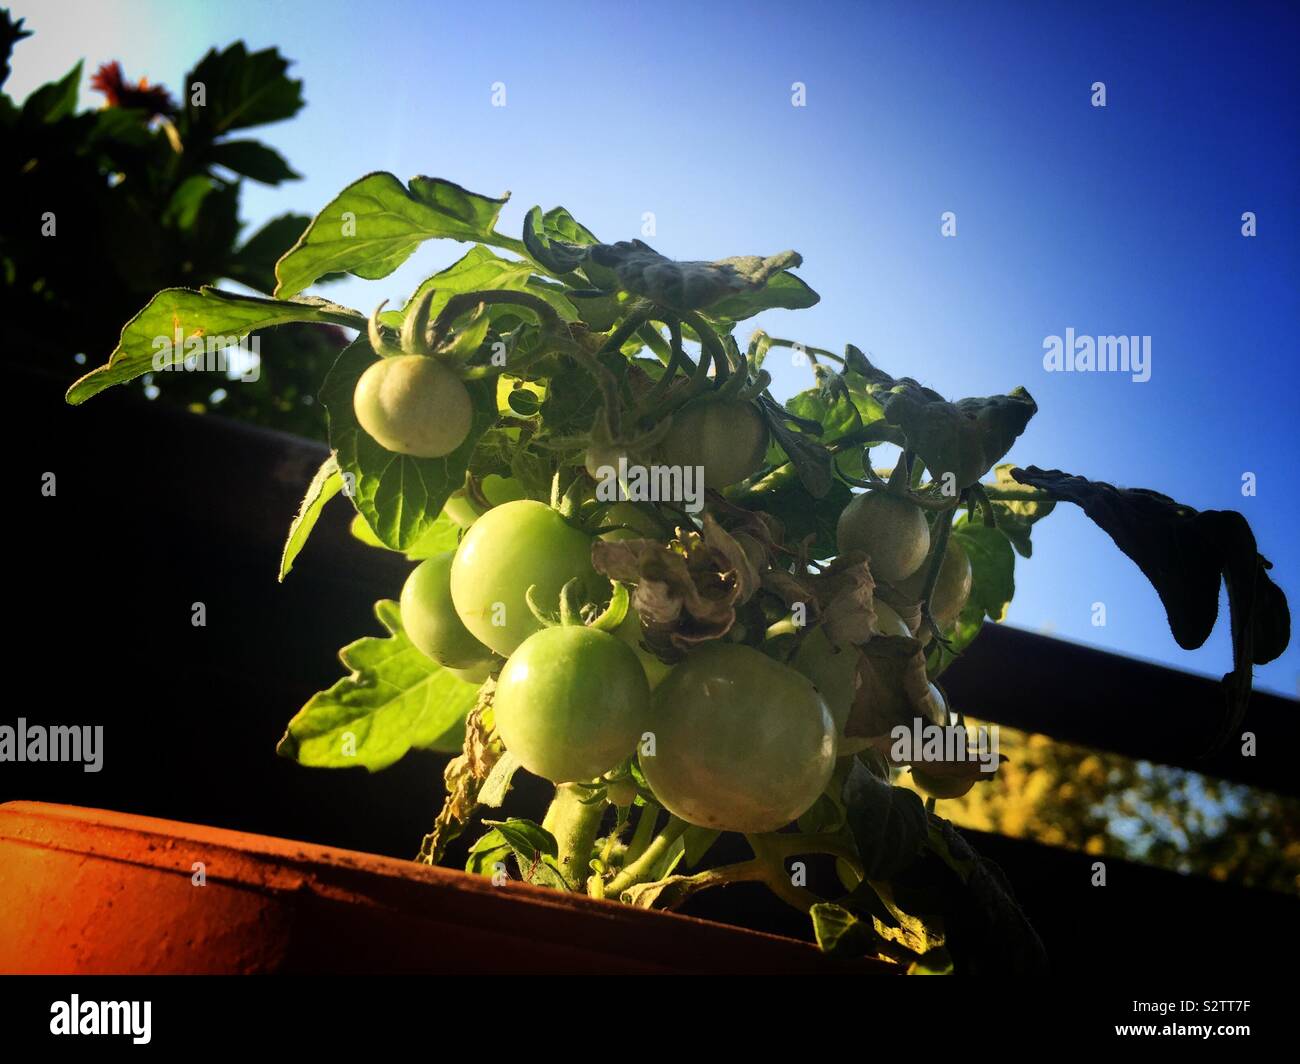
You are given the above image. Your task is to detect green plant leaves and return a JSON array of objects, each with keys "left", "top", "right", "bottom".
[
  {"left": 276, "top": 600, "right": 479, "bottom": 771},
  {"left": 982, "top": 463, "right": 1055, "bottom": 557},
  {"left": 379, "top": 245, "right": 578, "bottom": 329},
  {"left": 522, "top": 205, "right": 598, "bottom": 276},
  {"left": 64, "top": 287, "right": 364, "bottom": 404},
  {"left": 841, "top": 758, "right": 930, "bottom": 881},
  {"left": 845, "top": 352, "right": 1037, "bottom": 490},
  {"left": 209, "top": 139, "right": 300, "bottom": 184},
  {"left": 181, "top": 43, "right": 304, "bottom": 137},
  {"left": 481, "top": 819, "right": 569, "bottom": 888},
  {"left": 278, "top": 455, "right": 343, "bottom": 581},
  {"left": 1010, "top": 465, "right": 1291, "bottom": 746},
  {"left": 20, "top": 59, "right": 81, "bottom": 123},
  {"left": 809, "top": 903, "right": 883, "bottom": 959},
  {"left": 951, "top": 520, "right": 1016, "bottom": 624},
  {"left": 586, "top": 240, "right": 818, "bottom": 317},
  {"left": 274, "top": 172, "right": 510, "bottom": 298}
]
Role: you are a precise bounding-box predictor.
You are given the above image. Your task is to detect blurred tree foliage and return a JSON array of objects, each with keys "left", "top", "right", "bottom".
[
  {"left": 0, "top": 9, "right": 344, "bottom": 438},
  {"left": 903, "top": 722, "right": 1300, "bottom": 896}
]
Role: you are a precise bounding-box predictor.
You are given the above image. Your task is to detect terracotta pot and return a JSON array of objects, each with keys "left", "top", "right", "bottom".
[{"left": 0, "top": 802, "right": 892, "bottom": 975}]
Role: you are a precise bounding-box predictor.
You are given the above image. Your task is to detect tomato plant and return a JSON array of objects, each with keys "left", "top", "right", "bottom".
[{"left": 69, "top": 172, "right": 1291, "bottom": 974}]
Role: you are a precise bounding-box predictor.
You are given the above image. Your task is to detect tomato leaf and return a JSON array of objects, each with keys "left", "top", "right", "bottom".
[
  {"left": 841, "top": 759, "right": 930, "bottom": 881},
  {"left": 1010, "top": 466, "right": 1291, "bottom": 747},
  {"left": 379, "top": 245, "right": 578, "bottom": 329},
  {"left": 758, "top": 395, "right": 834, "bottom": 498},
  {"left": 522, "top": 205, "right": 598, "bottom": 276},
  {"left": 846, "top": 352, "right": 1036, "bottom": 490},
  {"left": 65, "top": 287, "right": 364, "bottom": 404},
  {"left": 809, "top": 903, "right": 884, "bottom": 959},
  {"left": 982, "top": 463, "right": 1056, "bottom": 557},
  {"left": 180, "top": 43, "right": 303, "bottom": 137},
  {"left": 319, "top": 338, "right": 495, "bottom": 550},
  {"left": 209, "top": 139, "right": 300, "bottom": 184},
  {"left": 586, "top": 239, "right": 814, "bottom": 315},
  {"left": 274, "top": 172, "right": 510, "bottom": 298},
  {"left": 278, "top": 455, "right": 343, "bottom": 582},
  {"left": 950, "top": 520, "right": 1016, "bottom": 623},
  {"left": 276, "top": 600, "right": 479, "bottom": 771}
]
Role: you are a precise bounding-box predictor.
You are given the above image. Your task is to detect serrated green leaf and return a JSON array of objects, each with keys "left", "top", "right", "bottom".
[
  {"left": 278, "top": 455, "right": 342, "bottom": 581},
  {"left": 209, "top": 139, "right": 300, "bottom": 184},
  {"left": 810, "top": 902, "right": 880, "bottom": 959},
  {"left": 587, "top": 240, "right": 814, "bottom": 315},
  {"left": 951, "top": 520, "right": 1016, "bottom": 623},
  {"left": 466, "top": 829, "right": 511, "bottom": 877},
  {"left": 378, "top": 245, "right": 577, "bottom": 329},
  {"left": 522, "top": 205, "right": 597, "bottom": 275},
  {"left": 319, "top": 338, "right": 494, "bottom": 550},
  {"left": 64, "top": 287, "right": 364, "bottom": 404},
  {"left": 706, "top": 269, "right": 821, "bottom": 323},
  {"left": 276, "top": 600, "right": 479, "bottom": 770},
  {"left": 274, "top": 173, "right": 509, "bottom": 298},
  {"left": 182, "top": 42, "right": 303, "bottom": 136},
  {"left": 841, "top": 759, "right": 929, "bottom": 881},
  {"left": 984, "top": 464, "right": 1055, "bottom": 558}
]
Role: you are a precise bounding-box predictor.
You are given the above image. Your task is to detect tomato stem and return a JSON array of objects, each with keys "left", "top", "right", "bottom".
[
  {"left": 541, "top": 783, "right": 606, "bottom": 891},
  {"left": 605, "top": 815, "right": 689, "bottom": 896}
]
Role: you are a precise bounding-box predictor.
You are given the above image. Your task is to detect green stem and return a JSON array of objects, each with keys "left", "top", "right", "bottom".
[
  {"left": 623, "top": 801, "right": 660, "bottom": 866},
  {"left": 605, "top": 815, "right": 688, "bottom": 896},
  {"left": 542, "top": 783, "right": 605, "bottom": 891},
  {"left": 745, "top": 834, "right": 824, "bottom": 913}
]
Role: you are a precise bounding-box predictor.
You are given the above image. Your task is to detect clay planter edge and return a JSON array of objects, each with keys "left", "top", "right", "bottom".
[{"left": 0, "top": 801, "right": 895, "bottom": 975}]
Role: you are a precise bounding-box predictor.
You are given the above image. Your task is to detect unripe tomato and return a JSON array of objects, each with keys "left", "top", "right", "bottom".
[
  {"left": 792, "top": 627, "right": 857, "bottom": 734},
  {"left": 447, "top": 659, "right": 493, "bottom": 684},
  {"left": 640, "top": 642, "right": 837, "bottom": 833},
  {"left": 657, "top": 399, "right": 769, "bottom": 490},
  {"left": 353, "top": 354, "right": 473, "bottom": 458},
  {"left": 494, "top": 626, "right": 651, "bottom": 784},
  {"left": 835, "top": 491, "right": 930, "bottom": 583},
  {"left": 400, "top": 552, "right": 494, "bottom": 669},
  {"left": 450, "top": 500, "right": 608, "bottom": 657},
  {"left": 615, "top": 611, "right": 672, "bottom": 688},
  {"left": 872, "top": 599, "right": 911, "bottom": 638},
  {"left": 895, "top": 537, "right": 973, "bottom": 629},
  {"left": 598, "top": 502, "right": 665, "bottom": 542}
]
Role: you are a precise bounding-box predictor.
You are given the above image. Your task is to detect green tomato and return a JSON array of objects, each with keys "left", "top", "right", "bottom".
[
  {"left": 872, "top": 599, "right": 911, "bottom": 638},
  {"left": 599, "top": 501, "right": 665, "bottom": 542},
  {"left": 615, "top": 612, "right": 673, "bottom": 688},
  {"left": 657, "top": 399, "right": 769, "bottom": 490},
  {"left": 640, "top": 642, "right": 837, "bottom": 833},
  {"left": 400, "top": 553, "right": 495, "bottom": 669},
  {"left": 443, "top": 475, "right": 527, "bottom": 529},
  {"left": 836, "top": 491, "right": 930, "bottom": 583},
  {"left": 447, "top": 658, "right": 493, "bottom": 684},
  {"left": 353, "top": 354, "right": 473, "bottom": 458},
  {"left": 792, "top": 627, "right": 858, "bottom": 734},
  {"left": 895, "top": 538, "right": 973, "bottom": 628},
  {"left": 494, "top": 625, "right": 651, "bottom": 784},
  {"left": 450, "top": 500, "right": 608, "bottom": 657}
]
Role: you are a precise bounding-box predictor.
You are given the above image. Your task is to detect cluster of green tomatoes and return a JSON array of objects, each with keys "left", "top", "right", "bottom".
[{"left": 354, "top": 347, "right": 973, "bottom": 837}]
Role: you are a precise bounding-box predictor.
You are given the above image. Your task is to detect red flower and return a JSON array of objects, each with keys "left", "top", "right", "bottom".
[{"left": 90, "top": 60, "right": 176, "bottom": 117}]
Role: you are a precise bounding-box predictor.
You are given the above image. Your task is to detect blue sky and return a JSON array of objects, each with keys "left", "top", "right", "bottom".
[{"left": 10, "top": 0, "right": 1299, "bottom": 695}]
